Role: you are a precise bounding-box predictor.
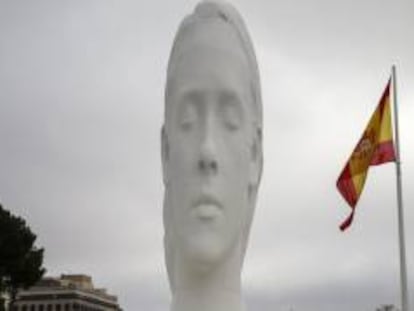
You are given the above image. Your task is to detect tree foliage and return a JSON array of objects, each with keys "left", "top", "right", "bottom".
[
  {"left": 0, "top": 203, "right": 45, "bottom": 306},
  {"left": 376, "top": 305, "right": 399, "bottom": 311}
]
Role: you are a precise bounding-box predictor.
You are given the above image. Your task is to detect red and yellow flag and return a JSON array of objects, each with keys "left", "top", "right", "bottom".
[{"left": 337, "top": 79, "right": 396, "bottom": 231}]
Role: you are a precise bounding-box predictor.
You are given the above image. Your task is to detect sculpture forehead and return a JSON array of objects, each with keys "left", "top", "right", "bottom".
[
  {"left": 167, "top": 47, "right": 249, "bottom": 97},
  {"left": 167, "top": 18, "right": 249, "bottom": 79},
  {"left": 174, "top": 17, "right": 246, "bottom": 56},
  {"left": 166, "top": 18, "right": 250, "bottom": 102}
]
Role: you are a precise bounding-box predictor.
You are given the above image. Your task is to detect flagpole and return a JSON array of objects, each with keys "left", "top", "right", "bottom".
[{"left": 391, "top": 65, "right": 409, "bottom": 311}]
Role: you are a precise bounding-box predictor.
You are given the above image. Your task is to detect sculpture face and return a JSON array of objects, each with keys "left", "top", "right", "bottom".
[{"left": 163, "top": 20, "right": 259, "bottom": 268}]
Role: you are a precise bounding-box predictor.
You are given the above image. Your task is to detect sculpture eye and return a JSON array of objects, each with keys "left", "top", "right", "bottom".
[
  {"left": 220, "top": 95, "right": 242, "bottom": 131},
  {"left": 179, "top": 101, "right": 197, "bottom": 131}
]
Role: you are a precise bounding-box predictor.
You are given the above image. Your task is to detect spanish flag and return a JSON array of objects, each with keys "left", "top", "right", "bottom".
[{"left": 337, "top": 79, "right": 396, "bottom": 231}]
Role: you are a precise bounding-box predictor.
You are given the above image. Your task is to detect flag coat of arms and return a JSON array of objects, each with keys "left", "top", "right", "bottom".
[{"left": 336, "top": 79, "right": 396, "bottom": 231}]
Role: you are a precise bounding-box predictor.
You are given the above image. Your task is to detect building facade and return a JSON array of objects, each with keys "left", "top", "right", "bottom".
[
  {"left": 12, "top": 275, "right": 121, "bottom": 311},
  {"left": 1, "top": 292, "right": 10, "bottom": 311}
]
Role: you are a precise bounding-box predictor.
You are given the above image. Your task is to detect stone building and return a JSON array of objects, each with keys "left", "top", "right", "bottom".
[
  {"left": 12, "top": 275, "right": 121, "bottom": 311},
  {"left": 1, "top": 292, "right": 10, "bottom": 311}
]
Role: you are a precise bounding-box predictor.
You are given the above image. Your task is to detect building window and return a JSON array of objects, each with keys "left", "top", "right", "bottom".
[
  {"left": 56, "top": 305, "right": 61, "bottom": 311},
  {"left": 47, "top": 305, "right": 52, "bottom": 311},
  {"left": 39, "top": 305, "right": 44, "bottom": 311},
  {"left": 30, "top": 305, "right": 35, "bottom": 311},
  {"left": 73, "top": 303, "right": 79, "bottom": 311},
  {"left": 64, "top": 304, "right": 69, "bottom": 311},
  {"left": 22, "top": 305, "right": 27, "bottom": 311}
]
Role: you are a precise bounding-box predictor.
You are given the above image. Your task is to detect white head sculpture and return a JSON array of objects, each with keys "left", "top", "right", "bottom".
[{"left": 161, "top": 1, "right": 262, "bottom": 310}]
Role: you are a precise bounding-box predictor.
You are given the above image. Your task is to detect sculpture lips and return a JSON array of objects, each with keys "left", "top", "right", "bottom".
[
  {"left": 195, "top": 204, "right": 221, "bottom": 220},
  {"left": 193, "top": 195, "right": 222, "bottom": 221}
]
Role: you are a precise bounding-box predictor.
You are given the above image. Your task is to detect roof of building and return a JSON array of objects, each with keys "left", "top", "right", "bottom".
[{"left": 16, "top": 274, "right": 119, "bottom": 306}]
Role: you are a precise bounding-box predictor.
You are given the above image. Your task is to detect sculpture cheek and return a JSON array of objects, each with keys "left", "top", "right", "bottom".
[
  {"left": 161, "top": 126, "right": 170, "bottom": 185},
  {"left": 249, "top": 128, "right": 263, "bottom": 188}
]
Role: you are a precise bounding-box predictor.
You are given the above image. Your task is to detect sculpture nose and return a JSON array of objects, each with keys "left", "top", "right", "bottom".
[
  {"left": 198, "top": 123, "right": 218, "bottom": 175},
  {"left": 198, "top": 152, "right": 218, "bottom": 174}
]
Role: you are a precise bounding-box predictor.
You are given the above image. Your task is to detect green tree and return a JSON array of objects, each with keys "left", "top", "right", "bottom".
[
  {"left": 376, "top": 304, "right": 399, "bottom": 311},
  {"left": 0, "top": 204, "right": 45, "bottom": 309}
]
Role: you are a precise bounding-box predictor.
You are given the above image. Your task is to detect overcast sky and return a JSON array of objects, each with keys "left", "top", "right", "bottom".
[{"left": 0, "top": 1, "right": 413, "bottom": 311}]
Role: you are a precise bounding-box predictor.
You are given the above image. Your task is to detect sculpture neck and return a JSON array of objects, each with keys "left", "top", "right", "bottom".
[
  {"left": 171, "top": 243, "right": 245, "bottom": 311},
  {"left": 171, "top": 290, "right": 245, "bottom": 311}
]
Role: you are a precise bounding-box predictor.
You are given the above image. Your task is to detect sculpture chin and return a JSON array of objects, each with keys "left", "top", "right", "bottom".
[{"left": 178, "top": 226, "right": 237, "bottom": 273}]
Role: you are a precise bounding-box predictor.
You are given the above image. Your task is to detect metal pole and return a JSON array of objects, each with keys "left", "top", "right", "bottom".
[{"left": 391, "top": 65, "right": 409, "bottom": 311}]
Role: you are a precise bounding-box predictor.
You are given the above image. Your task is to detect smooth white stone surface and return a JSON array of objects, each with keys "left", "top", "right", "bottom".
[{"left": 162, "top": 1, "right": 262, "bottom": 310}]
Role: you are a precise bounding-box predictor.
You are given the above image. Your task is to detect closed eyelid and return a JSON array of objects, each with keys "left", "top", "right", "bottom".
[
  {"left": 175, "top": 92, "right": 203, "bottom": 129},
  {"left": 178, "top": 91, "right": 204, "bottom": 111},
  {"left": 219, "top": 94, "right": 244, "bottom": 130},
  {"left": 174, "top": 89, "right": 244, "bottom": 122},
  {"left": 220, "top": 90, "right": 243, "bottom": 108}
]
